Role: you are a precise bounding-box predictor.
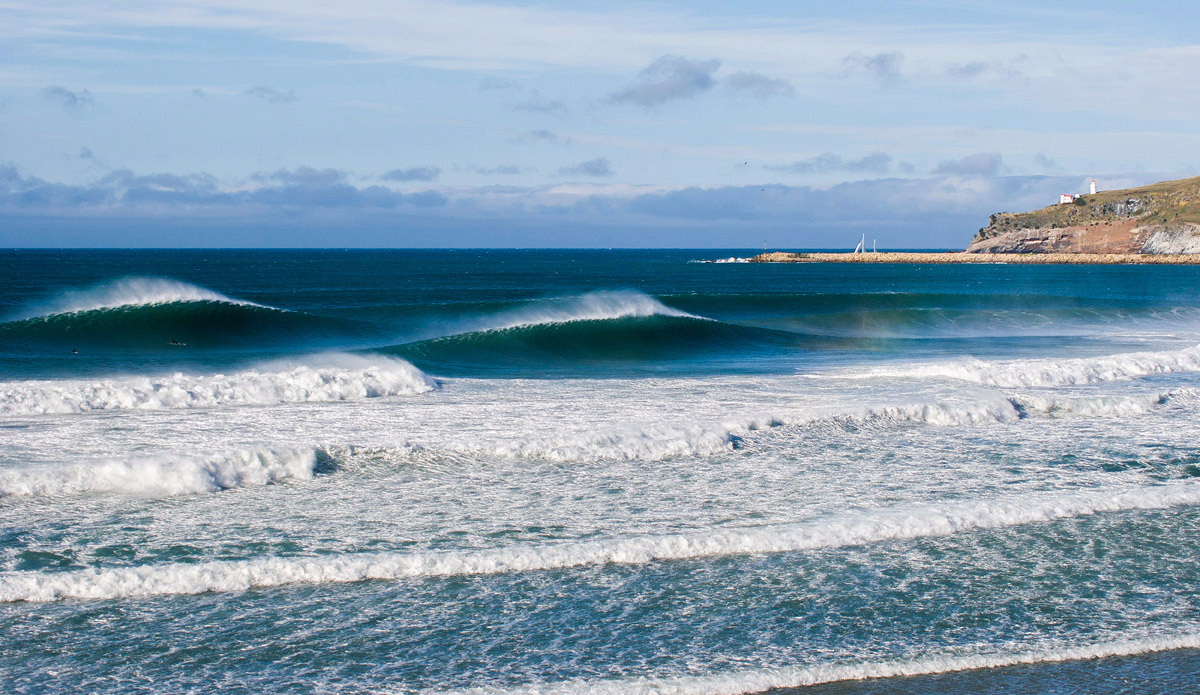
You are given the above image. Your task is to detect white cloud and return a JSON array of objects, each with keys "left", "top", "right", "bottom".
[{"left": 609, "top": 55, "right": 720, "bottom": 106}]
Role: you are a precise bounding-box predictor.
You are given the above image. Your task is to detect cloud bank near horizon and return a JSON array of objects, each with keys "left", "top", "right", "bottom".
[{"left": 0, "top": 162, "right": 1158, "bottom": 248}]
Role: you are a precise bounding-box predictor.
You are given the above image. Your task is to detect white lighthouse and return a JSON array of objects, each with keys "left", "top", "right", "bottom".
[{"left": 1090, "top": 179, "right": 1097, "bottom": 195}]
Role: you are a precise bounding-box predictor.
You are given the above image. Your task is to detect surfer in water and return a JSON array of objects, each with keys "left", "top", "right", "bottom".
[{"left": 168, "top": 338, "right": 184, "bottom": 346}]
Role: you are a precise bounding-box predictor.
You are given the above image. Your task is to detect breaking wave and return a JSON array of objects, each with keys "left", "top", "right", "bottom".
[
  {"left": 4, "top": 482, "right": 1199, "bottom": 602},
  {"left": 864, "top": 344, "right": 1200, "bottom": 387},
  {"left": 0, "top": 448, "right": 319, "bottom": 498},
  {"left": 0, "top": 354, "right": 436, "bottom": 415},
  {"left": 0, "top": 277, "right": 370, "bottom": 351},
  {"left": 372, "top": 290, "right": 805, "bottom": 374}
]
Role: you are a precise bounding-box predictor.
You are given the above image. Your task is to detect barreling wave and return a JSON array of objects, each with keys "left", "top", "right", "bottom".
[
  {"left": 0, "top": 277, "right": 369, "bottom": 350},
  {"left": 0, "top": 354, "right": 436, "bottom": 415},
  {"left": 0, "top": 448, "right": 319, "bottom": 498},
  {"left": 862, "top": 344, "right": 1200, "bottom": 387},
  {"left": 4, "top": 481, "right": 1199, "bottom": 602},
  {"left": 389, "top": 319, "right": 795, "bottom": 374},
  {"left": 0, "top": 301, "right": 349, "bottom": 350},
  {"left": 439, "top": 633, "right": 1200, "bottom": 695},
  {"left": 367, "top": 290, "right": 802, "bottom": 373}
]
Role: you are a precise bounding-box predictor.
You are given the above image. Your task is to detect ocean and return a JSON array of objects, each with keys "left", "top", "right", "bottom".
[{"left": 3, "top": 248, "right": 1200, "bottom": 694}]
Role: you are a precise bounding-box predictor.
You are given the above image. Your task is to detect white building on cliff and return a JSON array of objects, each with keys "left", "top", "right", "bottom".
[{"left": 1059, "top": 180, "right": 1098, "bottom": 205}]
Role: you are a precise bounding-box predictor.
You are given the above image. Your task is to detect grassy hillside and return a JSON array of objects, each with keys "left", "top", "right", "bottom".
[{"left": 975, "top": 175, "right": 1200, "bottom": 241}]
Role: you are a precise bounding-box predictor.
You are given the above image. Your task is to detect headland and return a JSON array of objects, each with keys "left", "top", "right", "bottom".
[{"left": 753, "top": 175, "right": 1200, "bottom": 264}]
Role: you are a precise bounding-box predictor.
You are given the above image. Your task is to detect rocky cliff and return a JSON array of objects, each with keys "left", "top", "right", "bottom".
[{"left": 965, "top": 175, "right": 1200, "bottom": 254}]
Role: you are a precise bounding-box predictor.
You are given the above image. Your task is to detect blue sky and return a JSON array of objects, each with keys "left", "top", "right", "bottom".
[{"left": 2, "top": 0, "right": 1198, "bottom": 247}]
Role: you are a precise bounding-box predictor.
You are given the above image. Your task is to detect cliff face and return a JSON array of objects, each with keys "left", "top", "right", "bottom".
[{"left": 965, "top": 176, "right": 1200, "bottom": 254}]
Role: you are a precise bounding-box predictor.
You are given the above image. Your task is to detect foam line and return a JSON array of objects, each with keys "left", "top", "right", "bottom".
[
  {"left": 863, "top": 344, "right": 1200, "bottom": 387},
  {"left": 455, "top": 390, "right": 1175, "bottom": 464},
  {"left": 0, "top": 354, "right": 436, "bottom": 415},
  {"left": 4, "top": 482, "right": 1198, "bottom": 602},
  {"left": 0, "top": 448, "right": 318, "bottom": 498},
  {"left": 437, "top": 633, "right": 1200, "bottom": 695},
  {"left": 13, "top": 277, "right": 263, "bottom": 320}
]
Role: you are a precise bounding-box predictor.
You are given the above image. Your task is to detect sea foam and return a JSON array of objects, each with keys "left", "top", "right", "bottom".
[
  {"left": 863, "top": 344, "right": 1200, "bottom": 387},
  {"left": 0, "top": 448, "right": 317, "bottom": 498},
  {"left": 0, "top": 354, "right": 436, "bottom": 415},
  {"left": 4, "top": 482, "right": 1198, "bottom": 602}
]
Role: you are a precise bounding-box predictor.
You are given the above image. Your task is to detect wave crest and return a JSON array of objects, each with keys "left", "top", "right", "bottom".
[
  {"left": 12, "top": 277, "right": 262, "bottom": 320},
  {"left": 469, "top": 290, "right": 697, "bottom": 332}
]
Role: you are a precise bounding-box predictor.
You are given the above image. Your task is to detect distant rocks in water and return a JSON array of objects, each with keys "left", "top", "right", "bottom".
[{"left": 966, "top": 175, "right": 1200, "bottom": 254}]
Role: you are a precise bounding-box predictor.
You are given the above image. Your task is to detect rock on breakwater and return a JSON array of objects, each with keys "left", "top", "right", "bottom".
[{"left": 750, "top": 251, "right": 1200, "bottom": 265}]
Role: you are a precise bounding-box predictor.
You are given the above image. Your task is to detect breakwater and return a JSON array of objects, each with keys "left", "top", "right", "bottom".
[{"left": 751, "top": 251, "right": 1200, "bottom": 265}]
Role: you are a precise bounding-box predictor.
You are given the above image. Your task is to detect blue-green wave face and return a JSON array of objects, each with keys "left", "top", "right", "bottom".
[
  {"left": 1, "top": 300, "right": 355, "bottom": 349},
  {"left": 384, "top": 315, "right": 806, "bottom": 377}
]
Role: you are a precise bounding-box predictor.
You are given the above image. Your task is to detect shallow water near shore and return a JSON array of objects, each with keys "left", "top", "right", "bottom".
[{"left": 4, "top": 248, "right": 1200, "bottom": 694}]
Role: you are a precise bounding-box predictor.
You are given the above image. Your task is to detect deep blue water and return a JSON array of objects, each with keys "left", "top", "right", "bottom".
[
  {"left": 3, "top": 249, "right": 1200, "bottom": 694},
  {"left": 5, "top": 249, "right": 1200, "bottom": 379}
]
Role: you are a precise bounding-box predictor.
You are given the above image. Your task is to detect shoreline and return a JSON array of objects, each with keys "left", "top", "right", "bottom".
[{"left": 750, "top": 251, "right": 1200, "bottom": 265}]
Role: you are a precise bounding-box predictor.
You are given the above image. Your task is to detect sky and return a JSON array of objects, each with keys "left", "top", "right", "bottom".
[{"left": 1, "top": 0, "right": 1199, "bottom": 248}]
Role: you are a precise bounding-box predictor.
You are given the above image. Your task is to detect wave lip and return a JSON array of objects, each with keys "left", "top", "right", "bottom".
[
  {"left": 438, "top": 633, "right": 1200, "bottom": 695},
  {"left": 0, "top": 354, "right": 436, "bottom": 415},
  {"left": 864, "top": 344, "right": 1200, "bottom": 388},
  {"left": 12, "top": 277, "right": 264, "bottom": 320},
  {"left": 4, "top": 482, "right": 1198, "bottom": 602},
  {"left": 467, "top": 290, "right": 698, "bottom": 333},
  {"left": 0, "top": 448, "right": 318, "bottom": 498}
]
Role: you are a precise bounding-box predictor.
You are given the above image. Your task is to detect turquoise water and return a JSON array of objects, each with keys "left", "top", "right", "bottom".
[{"left": 3, "top": 249, "right": 1200, "bottom": 693}]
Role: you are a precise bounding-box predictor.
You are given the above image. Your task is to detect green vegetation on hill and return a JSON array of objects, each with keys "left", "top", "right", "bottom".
[{"left": 975, "top": 175, "right": 1200, "bottom": 241}]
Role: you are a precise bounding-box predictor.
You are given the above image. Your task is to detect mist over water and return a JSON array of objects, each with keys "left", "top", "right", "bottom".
[{"left": 4, "top": 249, "right": 1200, "bottom": 694}]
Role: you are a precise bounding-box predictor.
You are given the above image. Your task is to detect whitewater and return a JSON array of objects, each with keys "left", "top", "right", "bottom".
[{"left": 4, "top": 249, "right": 1200, "bottom": 694}]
